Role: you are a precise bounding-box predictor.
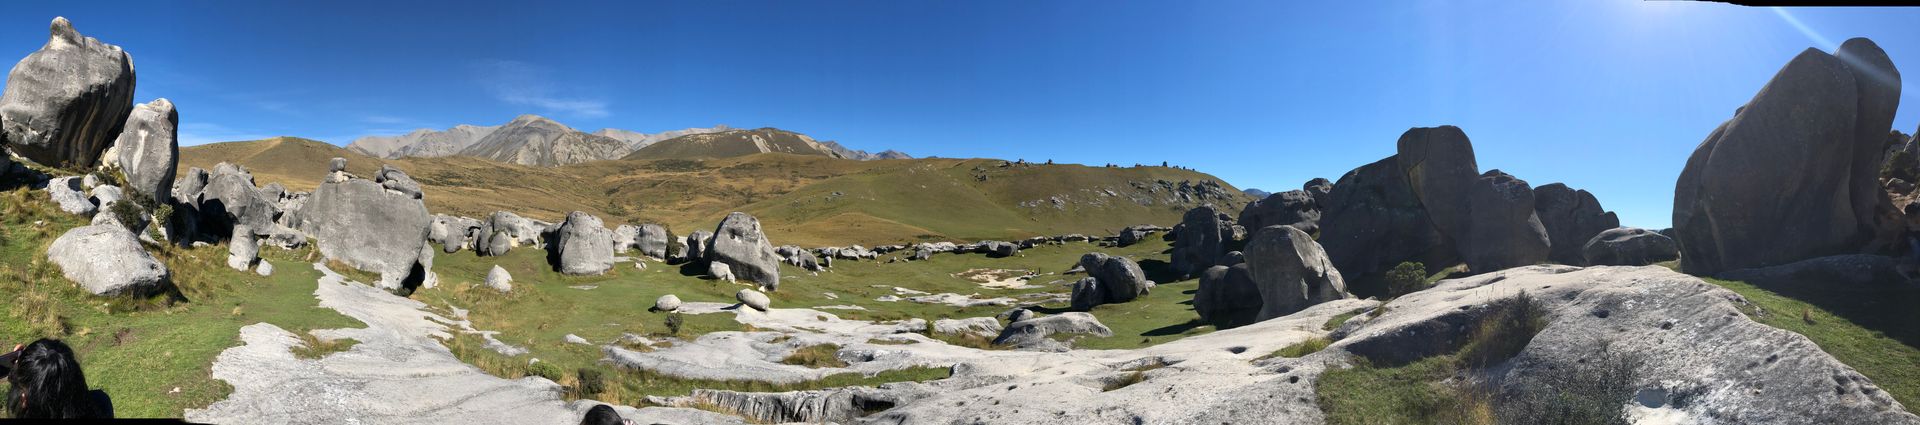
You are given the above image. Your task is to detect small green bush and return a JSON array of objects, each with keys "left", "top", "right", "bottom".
[
  {"left": 107, "top": 195, "right": 147, "bottom": 233},
  {"left": 1458, "top": 291, "right": 1548, "bottom": 369},
  {"left": 526, "top": 361, "right": 563, "bottom": 381},
  {"left": 665, "top": 312, "right": 685, "bottom": 336},
  {"left": 576, "top": 368, "right": 607, "bottom": 396},
  {"left": 1385, "top": 261, "right": 1428, "bottom": 298}
]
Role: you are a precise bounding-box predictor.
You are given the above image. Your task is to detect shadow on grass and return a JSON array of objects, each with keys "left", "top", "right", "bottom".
[
  {"left": 1138, "top": 259, "right": 1182, "bottom": 284},
  {"left": 1142, "top": 318, "right": 1207, "bottom": 337},
  {"left": 1742, "top": 276, "right": 1920, "bottom": 350}
]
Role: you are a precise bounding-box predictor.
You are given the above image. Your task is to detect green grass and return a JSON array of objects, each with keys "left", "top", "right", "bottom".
[
  {"left": 289, "top": 333, "right": 359, "bottom": 360},
  {"left": 779, "top": 344, "right": 850, "bottom": 368},
  {"left": 1704, "top": 276, "right": 1920, "bottom": 412},
  {"left": 1317, "top": 294, "right": 1550, "bottom": 425},
  {"left": 1323, "top": 309, "right": 1367, "bottom": 331},
  {"left": 1259, "top": 337, "right": 1332, "bottom": 360},
  {"left": 0, "top": 188, "right": 360, "bottom": 418}
]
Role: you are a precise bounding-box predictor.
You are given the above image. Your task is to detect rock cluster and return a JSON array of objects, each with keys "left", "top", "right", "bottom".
[
  {"left": 1582, "top": 227, "right": 1679, "bottom": 266},
  {"left": 1170, "top": 205, "right": 1232, "bottom": 277},
  {"left": 706, "top": 212, "right": 781, "bottom": 291},
  {"left": 1067, "top": 252, "right": 1153, "bottom": 310}
]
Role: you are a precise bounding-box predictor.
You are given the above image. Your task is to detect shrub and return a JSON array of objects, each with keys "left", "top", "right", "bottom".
[
  {"left": 526, "top": 361, "right": 563, "bottom": 381},
  {"left": 576, "top": 368, "right": 607, "bottom": 396},
  {"left": 106, "top": 195, "right": 147, "bottom": 233},
  {"left": 1457, "top": 291, "right": 1548, "bottom": 369},
  {"left": 664, "top": 312, "right": 684, "bottom": 336},
  {"left": 1385, "top": 261, "right": 1427, "bottom": 298}
]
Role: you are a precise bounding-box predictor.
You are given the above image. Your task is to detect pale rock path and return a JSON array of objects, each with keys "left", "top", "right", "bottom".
[{"left": 185, "top": 263, "right": 742, "bottom": 424}]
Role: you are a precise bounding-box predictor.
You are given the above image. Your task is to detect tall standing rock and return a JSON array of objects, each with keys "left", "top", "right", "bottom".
[
  {"left": 1674, "top": 38, "right": 1901, "bottom": 275},
  {"left": 553, "top": 211, "right": 615, "bottom": 275},
  {"left": 1243, "top": 225, "right": 1348, "bottom": 321},
  {"left": 707, "top": 212, "right": 781, "bottom": 291},
  {"left": 1318, "top": 156, "right": 1457, "bottom": 297},
  {"left": 1462, "top": 170, "right": 1550, "bottom": 272},
  {"left": 1170, "top": 205, "right": 1231, "bottom": 277},
  {"left": 0, "top": 17, "right": 136, "bottom": 169},
  {"left": 1533, "top": 183, "right": 1619, "bottom": 265},
  {"left": 113, "top": 98, "right": 177, "bottom": 204},
  {"left": 304, "top": 161, "right": 433, "bottom": 290},
  {"left": 1396, "top": 126, "right": 1479, "bottom": 243},
  {"left": 635, "top": 223, "right": 670, "bottom": 260}
]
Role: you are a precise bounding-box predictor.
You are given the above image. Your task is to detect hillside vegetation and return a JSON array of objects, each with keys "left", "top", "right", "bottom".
[{"left": 183, "top": 138, "right": 1250, "bottom": 246}]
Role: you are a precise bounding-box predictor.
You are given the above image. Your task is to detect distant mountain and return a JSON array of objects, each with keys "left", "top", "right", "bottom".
[
  {"left": 627, "top": 128, "right": 858, "bottom": 160},
  {"left": 347, "top": 124, "right": 499, "bottom": 159},
  {"left": 1244, "top": 188, "right": 1271, "bottom": 198},
  {"left": 456, "top": 115, "right": 632, "bottom": 167},
  {"left": 347, "top": 116, "right": 906, "bottom": 166},
  {"left": 592, "top": 125, "right": 733, "bottom": 150}
]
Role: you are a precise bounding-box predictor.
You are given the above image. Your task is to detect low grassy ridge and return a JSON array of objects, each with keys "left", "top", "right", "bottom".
[{"left": 0, "top": 187, "right": 360, "bottom": 418}]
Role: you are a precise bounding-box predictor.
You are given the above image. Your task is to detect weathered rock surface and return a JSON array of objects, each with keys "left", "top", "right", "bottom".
[
  {"left": 932, "top": 317, "right": 1003, "bottom": 339},
  {"left": 1396, "top": 125, "right": 1479, "bottom": 243},
  {"left": 1239, "top": 190, "right": 1320, "bottom": 234},
  {"left": 1245, "top": 225, "right": 1348, "bottom": 321},
  {"left": 1461, "top": 170, "right": 1550, "bottom": 272},
  {"left": 736, "top": 288, "right": 771, "bottom": 312},
  {"left": 485, "top": 265, "right": 512, "bottom": 293},
  {"left": 612, "top": 224, "right": 640, "bottom": 253},
  {"left": 46, "top": 176, "right": 96, "bottom": 215},
  {"left": 1582, "top": 227, "right": 1679, "bottom": 267},
  {"left": 1194, "top": 263, "right": 1261, "bottom": 329},
  {"left": 1533, "top": 183, "right": 1619, "bottom": 265},
  {"left": 707, "top": 212, "right": 781, "bottom": 290},
  {"left": 1674, "top": 38, "right": 1901, "bottom": 275},
  {"left": 634, "top": 223, "right": 670, "bottom": 260},
  {"left": 1303, "top": 177, "right": 1333, "bottom": 207},
  {"left": 47, "top": 224, "right": 167, "bottom": 296},
  {"left": 652, "top": 294, "right": 682, "bottom": 312},
  {"left": 1170, "top": 205, "right": 1231, "bottom": 277},
  {"left": 228, "top": 224, "right": 258, "bottom": 271},
  {"left": 1317, "top": 155, "right": 1456, "bottom": 297},
  {"left": 1076, "top": 252, "right": 1151, "bottom": 306},
  {"left": 476, "top": 211, "right": 541, "bottom": 256},
  {"left": 684, "top": 230, "right": 712, "bottom": 261},
  {"left": 0, "top": 17, "right": 136, "bottom": 169},
  {"left": 198, "top": 163, "right": 278, "bottom": 236},
  {"left": 991, "top": 312, "right": 1112, "bottom": 351},
  {"left": 301, "top": 162, "right": 432, "bottom": 290},
  {"left": 112, "top": 98, "right": 177, "bottom": 203},
  {"left": 552, "top": 211, "right": 615, "bottom": 275},
  {"left": 710, "top": 262, "right": 736, "bottom": 283}
]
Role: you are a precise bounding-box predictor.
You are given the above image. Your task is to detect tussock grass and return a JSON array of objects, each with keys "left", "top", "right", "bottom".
[
  {"left": 290, "top": 332, "right": 359, "bottom": 360},
  {"left": 1318, "top": 292, "right": 1554, "bottom": 425},
  {"left": 780, "top": 344, "right": 849, "bottom": 368},
  {"left": 1260, "top": 337, "right": 1332, "bottom": 360}
]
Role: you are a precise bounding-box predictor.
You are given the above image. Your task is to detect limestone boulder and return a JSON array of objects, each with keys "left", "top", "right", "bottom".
[
  {"left": 1238, "top": 190, "right": 1320, "bottom": 234},
  {"left": 685, "top": 230, "right": 713, "bottom": 261},
  {"left": 1078, "top": 252, "right": 1151, "bottom": 304},
  {"left": 302, "top": 163, "right": 432, "bottom": 290},
  {"left": 736, "top": 288, "right": 771, "bottom": 312},
  {"left": 1396, "top": 126, "right": 1480, "bottom": 242},
  {"left": 552, "top": 211, "right": 615, "bottom": 275},
  {"left": 991, "top": 312, "right": 1112, "bottom": 351},
  {"left": 652, "top": 294, "right": 682, "bottom": 312},
  {"left": 1317, "top": 156, "right": 1457, "bottom": 297},
  {"left": 485, "top": 265, "right": 512, "bottom": 293},
  {"left": 711, "top": 262, "right": 736, "bottom": 283},
  {"left": 707, "top": 212, "right": 781, "bottom": 291},
  {"left": 1244, "top": 225, "right": 1348, "bottom": 321},
  {"left": 635, "top": 223, "right": 670, "bottom": 260},
  {"left": 932, "top": 317, "right": 1003, "bottom": 339},
  {"left": 112, "top": 98, "right": 177, "bottom": 203},
  {"left": 1194, "top": 264, "right": 1261, "bottom": 329},
  {"left": 46, "top": 176, "right": 96, "bottom": 215},
  {"left": 47, "top": 224, "right": 167, "bottom": 296},
  {"left": 613, "top": 224, "right": 640, "bottom": 253},
  {"left": 198, "top": 163, "right": 277, "bottom": 237},
  {"left": 1533, "top": 183, "right": 1620, "bottom": 265},
  {"left": 1461, "top": 170, "right": 1550, "bottom": 273},
  {"left": 1582, "top": 227, "right": 1680, "bottom": 267},
  {"left": 228, "top": 224, "right": 258, "bottom": 271},
  {"left": 0, "top": 18, "right": 136, "bottom": 169},
  {"left": 1674, "top": 38, "right": 1901, "bottom": 275},
  {"left": 1170, "top": 205, "right": 1232, "bottom": 277},
  {"left": 1302, "top": 177, "right": 1333, "bottom": 207}
]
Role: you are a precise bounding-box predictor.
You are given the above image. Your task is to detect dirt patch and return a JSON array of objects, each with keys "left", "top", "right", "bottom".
[{"left": 953, "top": 268, "right": 1038, "bottom": 289}]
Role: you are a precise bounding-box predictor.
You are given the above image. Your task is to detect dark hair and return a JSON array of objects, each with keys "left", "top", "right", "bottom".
[
  {"left": 6, "top": 339, "right": 102, "bottom": 419},
  {"left": 581, "top": 404, "right": 623, "bottom": 425}
]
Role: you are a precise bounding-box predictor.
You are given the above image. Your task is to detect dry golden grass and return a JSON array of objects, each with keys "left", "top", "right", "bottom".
[{"left": 778, "top": 344, "right": 849, "bottom": 368}]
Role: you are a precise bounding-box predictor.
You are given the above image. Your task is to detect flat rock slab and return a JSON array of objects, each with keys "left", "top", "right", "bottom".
[{"left": 185, "top": 263, "right": 728, "bottom": 424}]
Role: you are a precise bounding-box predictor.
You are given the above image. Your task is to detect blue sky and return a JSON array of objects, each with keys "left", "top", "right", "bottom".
[{"left": 2, "top": 1, "right": 1917, "bottom": 228}]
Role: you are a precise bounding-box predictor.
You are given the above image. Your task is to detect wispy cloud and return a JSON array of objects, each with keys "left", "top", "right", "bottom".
[
  {"left": 472, "top": 59, "right": 610, "bottom": 119},
  {"left": 179, "top": 122, "right": 275, "bottom": 146}
]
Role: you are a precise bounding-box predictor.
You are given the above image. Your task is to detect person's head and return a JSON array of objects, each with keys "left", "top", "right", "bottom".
[
  {"left": 581, "top": 404, "right": 623, "bottom": 425},
  {"left": 4, "top": 339, "right": 100, "bottom": 419}
]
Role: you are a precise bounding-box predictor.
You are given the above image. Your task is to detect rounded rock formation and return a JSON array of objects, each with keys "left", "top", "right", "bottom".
[
  {"left": 1244, "top": 225, "right": 1348, "bottom": 321},
  {"left": 707, "top": 212, "right": 781, "bottom": 291},
  {"left": 112, "top": 98, "right": 178, "bottom": 204},
  {"left": 1582, "top": 227, "right": 1680, "bottom": 267},
  {"left": 0, "top": 17, "right": 137, "bottom": 169},
  {"left": 553, "top": 211, "right": 615, "bottom": 275}
]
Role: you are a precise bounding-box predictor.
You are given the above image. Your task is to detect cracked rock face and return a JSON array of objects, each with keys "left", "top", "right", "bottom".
[
  {"left": 112, "top": 98, "right": 177, "bottom": 204},
  {"left": 0, "top": 17, "right": 136, "bottom": 169},
  {"left": 707, "top": 212, "right": 781, "bottom": 290},
  {"left": 301, "top": 162, "right": 432, "bottom": 290}
]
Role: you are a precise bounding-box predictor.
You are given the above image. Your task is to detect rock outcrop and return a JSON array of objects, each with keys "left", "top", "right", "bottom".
[
  {"left": 1170, "top": 205, "right": 1231, "bottom": 277},
  {"left": 707, "top": 213, "right": 781, "bottom": 291},
  {"left": 197, "top": 163, "right": 277, "bottom": 237},
  {"left": 1244, "top": 225, "right": 1348, "bottom": 321},
  {"left": 991, "top": 312, "right": 1113, "bottom": 351},
  {"left": 1238, "top": 190, "right": 1320, "bottom": 235},
  {"left": 553, "top": 211, "right": 615, "bottom": 275},
  {"left": 1461, "top": 170, "right": 1550, "bottom": 272},
  {"left": 112, "top": 98, "right": 177, "bottom": 203},
  {"left": 1673, "top": 38, "right": 1901, "bottom": 275},
  {"left": 47, "top": 224, "right": 167, "bottom": 296},
  {"left": 1582, "top": 227, "right": 1679, "bottom": 267},
  {"left": 1317, "top": 156, "right": 1456, "bottom": 297},
  {"left": 1532, "top": 183, "right": 1619, "bottom": 265},
  {"left": 301, "top": 160, "right": 433, "bottom": 290},
  {"left": 0, "top": 17, "right": 136, "bottom": 169},
  {"left": 1194, "top": 263, "right": 1261, "bottom": 329}
]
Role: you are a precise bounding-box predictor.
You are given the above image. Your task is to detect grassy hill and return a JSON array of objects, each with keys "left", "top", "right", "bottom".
[
  {"left": 182, "top": 138, "right": 1252, "bottom": 246},
  {"left": 624, "top": 127, "right": 839, "bottom": 160}
]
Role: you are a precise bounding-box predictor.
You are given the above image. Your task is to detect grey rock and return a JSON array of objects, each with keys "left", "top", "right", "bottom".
[
  {"left": 1238, "top": 190, "right": 1320, "bottom": 234},
  {"left": 1582, "top": 227, "right": 1680, "bottom": 267},
  {"left": 112, "top": 98, "right": 178, "bottom": 203},
  {"left": 684, "top": 230, "right": 712, "bottom": 262},
  {"left": 652, "top": 294, "right": 682, "bottom": 312},
  {"left": 89, "top": 183, "right": 123, "bottom": 208},
  {"left": 228, "top": 224, "right": 258, "bottom": 271},
  {"left": 485, "top": 265, "right": 512, "bottom": 293},
  {"left": 612, "top": 224, "right": 640, "bottom": 253},
  {"left": 0, "top": 18, "right": 136, "bottom": 169},
  {"left": 1715, "top": 254, "right": 1904, "bottom": 287},
  {"left": 553, "top": 211, "right": 615, "bottom": 275},
  {"left": 1244, "top": 225, "right": 1348, "bottom": 321},
  {"left": 998, "top": 308, "right": 1036, "bottom": 323},
  {"left": 1674, "top": 38, "right": 1900, "bottom": 275},
  {"left": 565, "top": 334, "right": 591, "bottom": 345},
  {"left": 982, "top": 240, "right": 1020, "bottom": 258},
  {"left": 198, "top": 162, "right": 277, "bottom": 235},
  {"left": 1079, "top": 252, "right": 1151, "bottom": 304},
  {"left": 47, "top": 224, "right": 167, "bottom": 296},
  {"left": 932, "top": 317, "right": 1004, "bottom": 339},
  {"left": 1396, "top": 125, "right": 1480, "bottom": 245},
  {"left": 1195, "top": 264, "right": 1261, "bottom": 329},
  {"left": 1318, "top": 155, "right": 1457, "bottom": 298},
  {"left": 635, "top": 223, "right": 670, "bottom": 260},
  {"left": 374, "top": 165, "right": 422, "bottom": 200},
  {"left": 254, "top": 261, "right": 273, "bottom": 277},
  {"left": 707, "top": 212, "right": 781, "bottom": 290},
  {"left": 1068, "top": 277, "right": 1104, "bottom": 311},
  {"left": 327, "top": 157, "right": 346, "bottom": 173},
  {"left": 1461, "top": 170, "right": 1550, "bottom": 273},
  {"left": 175, "top": 166, "right": 208, "bottom": 205},
  {"left": 476, "top": 211, "right": 542, "bottom": 256},
  {"left": 302, "top": 164, "right": 432, "bottom": 290},
  {"left": 736, "top": 288, "right": 771, "bottom": 312},
  {"left": 710, "top": 262, "right": 736, "bottom": 283},
  {"left": 1533, "top": 183, "right": 1620, "bottom": 265},
  {"left": 991, "top": 312, "right": 1112, "bottom": 350},
  {"left": 1171, "top": 205, "right": 1231, "bottom": 277},
  {"left": 46, "top": 176, "right": 96, "bottom": 215},
  {"left": 1302, "top": 177, "right": 1333, "bottom": 207}
]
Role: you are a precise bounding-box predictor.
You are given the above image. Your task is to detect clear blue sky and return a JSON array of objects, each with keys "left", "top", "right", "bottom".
[{"left": 3, "top": 1, "right": 1917, "bottom": 228}]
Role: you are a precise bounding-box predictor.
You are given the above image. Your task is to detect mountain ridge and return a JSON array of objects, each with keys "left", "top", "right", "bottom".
[{"left": 345, "top": 115, "right": 907, "bottom": 166}]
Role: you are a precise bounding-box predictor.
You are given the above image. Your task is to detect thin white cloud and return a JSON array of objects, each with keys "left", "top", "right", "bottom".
[
  {"left": 179, "top": 122, "right": 274, "bottom": 146},
  {"left": 472, "top": 59, "right": 610, "bottom": 119}
]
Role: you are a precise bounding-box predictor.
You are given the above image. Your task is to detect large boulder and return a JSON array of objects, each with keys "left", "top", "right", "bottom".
[
  {"left": 1532, "top": 183, "right": 1619, "bottom": 265},
  {"left": 707, "top": 212, "right": 781, "bottom": 291},
  {"left": 227, "top": 224, "right": 258, "bottom": 271},
  {"left": 1170, "top": 205, "right": 1231, "bottom": 277},
  {"left": 1317, "top": 156, "right": 1457, "bottom": 297},
  {"left": 112, "top": 98, "right": 177, "bottom": 204},
  {"left": 1078, "top": 252, "right": 1151, "bottom": 304},
  {"left": 1461, "top": 170, "right": 1550, "bottom": 273},
  {"left": 302, "top": 162, "right": 432, "bottom": 290},
  {"left": 198, "top": 163, "right": 277, "bottom": 237},
  {"left": 47, "top": 224, "right": 167, "bottom": 296},
  {"left": 1302, "top": 177, "right": 1333, "bottom": 207},
  {"left": 1237, "top": 190, "right": 1320, "bottom": 234},
  {"left": 1673, "top": 38, "right": 1901, "bottom": 275},
  {"left": 635, "top": 223, "right": 670, "bottom": 260},
  {"left": 1068, "top": 277, "right": 1104, "bottom": 311},
  {"left": 991, "top": 312, "right": 1112, "bottom": 351},
  {"left": 1395, "top": 126, "right": 1480, "bottom": 243},
  {"left": 612, "top": 224, "right": 641, "bottom": 253},
  {"left": 485, "top": 265, "right": 512, "bottom": 293},
  {"left": 736, "top": 288, "right": 771, "bottom": 312},
  {"left": 1243, "top": 225, "right": 1347, "bottom": 321},
  {"left": 0, "top": 18, "right": 136, "bottom": 169},
  {"left": 1193, "top": 263, "right": 1261, "bottom": 329},
  {"left": 46, "top": 176, "right": 96, "bottom": 215},
  {"left": 1582, "top": 227, "right": 1680, "bottom": 267},
  {"left": 553, "top": 211, "right": 615, "bottom": 275}
]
